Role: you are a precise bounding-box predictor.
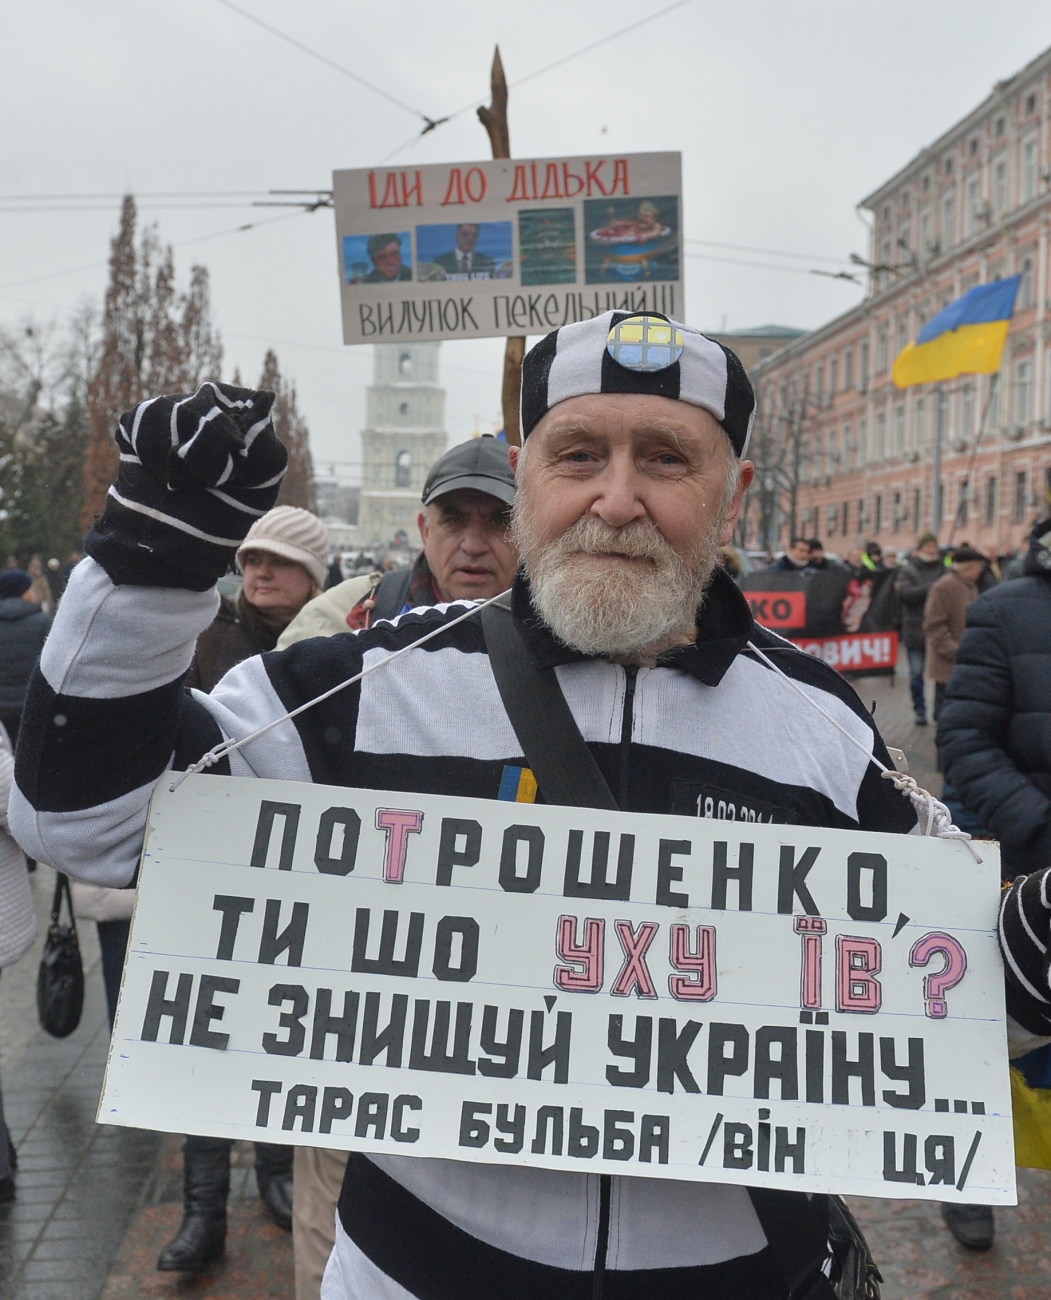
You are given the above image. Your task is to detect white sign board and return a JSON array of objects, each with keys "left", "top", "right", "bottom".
[
  {"left": 101, "top": 773, "right": 1015, "bottom": 1204},
  {"left": 332, "top": 152, "right": 682, "bottom": 344}
]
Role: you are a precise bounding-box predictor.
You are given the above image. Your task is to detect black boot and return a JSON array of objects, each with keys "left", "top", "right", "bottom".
[
  {"left": 157, "top": 1135, "right": 230, "bottom": 1271},
  {"left": 254, "top": 1142, "right": 293, "bottom": 1231}
]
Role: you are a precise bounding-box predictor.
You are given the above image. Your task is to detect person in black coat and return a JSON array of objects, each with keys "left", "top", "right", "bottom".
[
  {"left": 0, "top": 569, "right": 52, "bottom": 746},
  {"left": 895, "top": 533, "right": 943, "bottom": 725},
  {"left": 938, "top": 514, "right": 1051, "bottom": 879}
]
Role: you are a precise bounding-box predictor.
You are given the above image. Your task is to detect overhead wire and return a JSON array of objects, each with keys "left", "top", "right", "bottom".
[{"left": 212, "top": 0, "right": 433, "bottom": 123}]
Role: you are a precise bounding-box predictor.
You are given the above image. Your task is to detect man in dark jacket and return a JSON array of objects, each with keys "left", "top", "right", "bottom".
[
  {"left": 769, "top": 536, "right": 810, "bottom": 570},
  {"left": 939, "top": 516, "right": 1051, "bottom": 879},
  {"left": 935, "top": 517, "right": 1051, "bottom": 1251},
  {"left": 895, "top": 533, "right": 943, "bottom": 725},
  {"left": 0, "top": 569, "right": 52, "bottom": 746}
]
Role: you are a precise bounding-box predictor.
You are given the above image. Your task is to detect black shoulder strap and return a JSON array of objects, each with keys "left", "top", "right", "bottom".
[
  {"left": 371, "top": 568, "right": 414, "bottom": 621},
  {"left": 480, "top": 601, "right": 617, "bottom": 811}
]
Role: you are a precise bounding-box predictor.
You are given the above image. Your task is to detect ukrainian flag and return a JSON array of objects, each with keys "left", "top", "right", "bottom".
[{"left": 892, "top": 275, "right": 1022, "bottom": 388}]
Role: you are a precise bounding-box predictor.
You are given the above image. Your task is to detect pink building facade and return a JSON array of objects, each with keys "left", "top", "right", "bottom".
[{"left": 746, "top": 45, "right": 1051, "bottom": 561}]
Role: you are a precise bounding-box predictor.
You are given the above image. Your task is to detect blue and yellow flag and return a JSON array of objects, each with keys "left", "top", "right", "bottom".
[{"left": 892, "top": 275, "right": 1022, "bottom": 388}]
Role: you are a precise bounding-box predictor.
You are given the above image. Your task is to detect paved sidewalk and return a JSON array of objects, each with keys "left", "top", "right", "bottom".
[
  {"left": 0, "top": 870, "right": 293, "bottom": 1299},
  {"left": 0, "top": 651, "right": 1044, "bottom": 1300}
]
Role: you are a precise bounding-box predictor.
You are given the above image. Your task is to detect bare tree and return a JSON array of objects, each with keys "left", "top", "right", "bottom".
[
  {"left": 744, "top": 372, "right": 814, "bottom": 551},
  {"left": 258, "top": 350, "right": 315, "bottom": 512}
]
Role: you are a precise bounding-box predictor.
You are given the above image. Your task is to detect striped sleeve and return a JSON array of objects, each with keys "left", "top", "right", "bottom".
[
  {"left": 998, "top": 870, "right": 1051, "bottom": 1034},
  {"left": 10, "top": 560, "right": 320, "bottom": 884}
]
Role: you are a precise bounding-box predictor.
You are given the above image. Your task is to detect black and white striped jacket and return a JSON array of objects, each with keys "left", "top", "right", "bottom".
[{"left": 11, "top": 560, "right": 916, "bottom": 1299}]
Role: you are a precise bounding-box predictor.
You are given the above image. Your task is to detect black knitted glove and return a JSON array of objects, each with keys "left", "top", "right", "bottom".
[
  {"left": 998, "top": 869, "right": 1051, "bottom": 1034},
  {"left": 85, "top": 382, "right": 287, "bottom": 591}
]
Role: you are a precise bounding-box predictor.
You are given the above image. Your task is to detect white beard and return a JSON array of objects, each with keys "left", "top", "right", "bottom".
[{"left": 512, "top": 504, "right": 723, "bottom": 661}]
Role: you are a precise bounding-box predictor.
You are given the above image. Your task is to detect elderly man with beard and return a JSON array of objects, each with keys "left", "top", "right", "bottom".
[{"left": 11, "top": 323, "right": 932, "bottom": 1299}]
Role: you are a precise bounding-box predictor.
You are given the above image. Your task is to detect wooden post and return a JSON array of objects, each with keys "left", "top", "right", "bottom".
[{"left": 478, "top": 47, "right": 525, "bottom": 447}]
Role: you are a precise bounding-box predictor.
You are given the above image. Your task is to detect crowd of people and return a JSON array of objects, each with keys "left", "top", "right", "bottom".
[{"left": 0, "top": 311, "right": 1048, "bottom": 1296}]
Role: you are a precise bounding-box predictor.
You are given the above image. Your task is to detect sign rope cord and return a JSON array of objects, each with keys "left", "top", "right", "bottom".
[
  {"left": 168, "top": 589, "right": 512, "bottom": 792},
  {"left": 745, "top": 639, "right": 981, "bottom": 862},
  {"left": 170, "top": 592, "right": 982, "bottom": 862}
]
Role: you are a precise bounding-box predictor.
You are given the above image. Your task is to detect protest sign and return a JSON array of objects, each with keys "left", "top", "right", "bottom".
[
  {"left": 332, "top": 152, "right": 682, "bottom": 344},
  {"left": 100, "top": 774, "right": 1014, "bottom": 1204}
]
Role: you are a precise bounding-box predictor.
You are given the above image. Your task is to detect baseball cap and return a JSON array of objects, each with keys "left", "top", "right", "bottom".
[{"left": 421, "top": 436, "right": 516, "bottom": 507}]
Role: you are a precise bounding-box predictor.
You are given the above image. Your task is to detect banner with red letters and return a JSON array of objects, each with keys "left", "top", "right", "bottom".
[{"left": 738, "top": 567, "right": 900, "bottom": 677}]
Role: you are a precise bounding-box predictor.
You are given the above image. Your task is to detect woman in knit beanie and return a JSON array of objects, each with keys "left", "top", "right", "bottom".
[{"left": 187, "top": 506, "right": 329, "bottom": 694}]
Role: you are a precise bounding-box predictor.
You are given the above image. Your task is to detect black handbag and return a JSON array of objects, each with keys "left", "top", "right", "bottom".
[
  {"left": 36, "top": 873, "right": 84, "bottom": 1038},
  {"left": 480, "top": 601, "right": 881, "bottom": 1300}
]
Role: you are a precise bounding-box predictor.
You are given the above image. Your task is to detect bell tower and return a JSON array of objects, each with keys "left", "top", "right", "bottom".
[{"left": 357, "top": 343, "right": 447, "bottom": 549}]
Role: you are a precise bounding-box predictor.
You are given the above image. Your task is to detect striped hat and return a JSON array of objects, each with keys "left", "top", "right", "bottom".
[{"left": 520, "top": 311, "right": 755, "bottom": 456}]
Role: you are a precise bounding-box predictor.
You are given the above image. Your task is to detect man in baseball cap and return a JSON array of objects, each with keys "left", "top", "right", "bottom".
[{"left": 279, "top": 435, "right": 518, "bottom": 641}]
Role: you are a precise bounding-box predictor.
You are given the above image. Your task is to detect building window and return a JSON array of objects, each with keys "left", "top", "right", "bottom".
[
  {"left": 1018, "top": 256, "right": 1035, "bottom": 310},
  {"left": 896, "top": 317, "right": 909, "bottom": 355},
  {"left": 993, "top": 158, "right": 1007, "bottom": 215},
  {"left": 398, "top": 401, "right": 410, "bottom": 417},
  {"left": 842, "top": 501, "right": 850, "bottom": 535},
  {"left": 829, "top": 356, "right": 838, "bottom": 394},
  {"left": 815, "top": 362, "right": 825, "bottom": 399},
  {"left": 874, "top": 494, "right": 883, "bottom": 534},
  {"left": 813, "top": 432, "right": 824, "bottom": 482},
  {"left": 995, "top": 116, "right": 1006, "bottom": 138},
  {"left": 957, "top": 476, "right": 970, "bottom": 527},
  {"left": 844, "top": 347, "right": 854, "bottom": 391},
  {"left": 827, "top": 505, "right": 837, "bottom": 536},
  {"left": 875, "top": 411, "right": 887, "bottom": 461},
  {"left": 827, "top": 429, "right": 838, "bottom": 475},
  {"left": 1016, "top": 360, "right": 1033, "bottom": 425},
  {"left": 1025, "top": 92, "right": 1037, "bottom": 115},
  {"left": 941, "top": 192, "right": 956, "bottom": 247},
  {"left": 966, "top": 177, "right": 982, "bottom": 235},
  {"left": 858, "top": 419, "right": 868, "bottom": 466},
  {"left": 915, "top": 397, "right": 927, "bottom": 454},
  {"left": 912, "top": 486, "right": 922, "bottom": 531},
  {"left": 984, "top": 475, "right": 998, "bottom": 524},
  {"left": 395, "top": 449, "right": 412, "bottom": 488},
  {"left": 1015, "top": 469, "right": 1029, "bottom": 521},
  {"left": 879, "top": 239, "right": 893, "bottom": 289},
  {"left": 960, "top": 382, "right": 973, "bottom": 438},
  {"left": 892, "top": 490, "right": 902, "bottom": 533},
  {"left": 920, "top": 207, "right": 932, "bottom": 255},
  {"left": 876, "top": 327, "right": 888, "bottom": 373},
  {"left": 894, "top": 405, "right": 906, "bottom": 457},
  {"left": 859, "top": 340, "right": 870, "bottom": 389},
  {"left": 988, "top": 374, "right": 1001, "bottom": 430},
  {"left": 1022, "top": 134, "right": 1039, "bottom": 203},
  {"left": 944, "top": 155, "right": 954, "bottom": 176},
  {"left": 398, "top": 352, "right": 412, "bottom": 376},
  {"left": 969, "top": 136, "right": 979, "bottom": 157}
]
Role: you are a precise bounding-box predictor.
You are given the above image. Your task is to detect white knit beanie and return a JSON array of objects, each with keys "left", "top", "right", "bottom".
[{"left": 236, "top": 506, "right": 328, "bottom": 588}]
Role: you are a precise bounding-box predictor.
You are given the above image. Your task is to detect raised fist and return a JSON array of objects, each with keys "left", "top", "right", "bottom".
[{"left": 86, "top": 381, "right": 287, "bottom": 590}]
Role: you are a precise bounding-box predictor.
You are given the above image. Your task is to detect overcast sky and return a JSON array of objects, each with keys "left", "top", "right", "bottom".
[{"left": 4, "top": 2, "right": 1051, "bottom": 479}]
